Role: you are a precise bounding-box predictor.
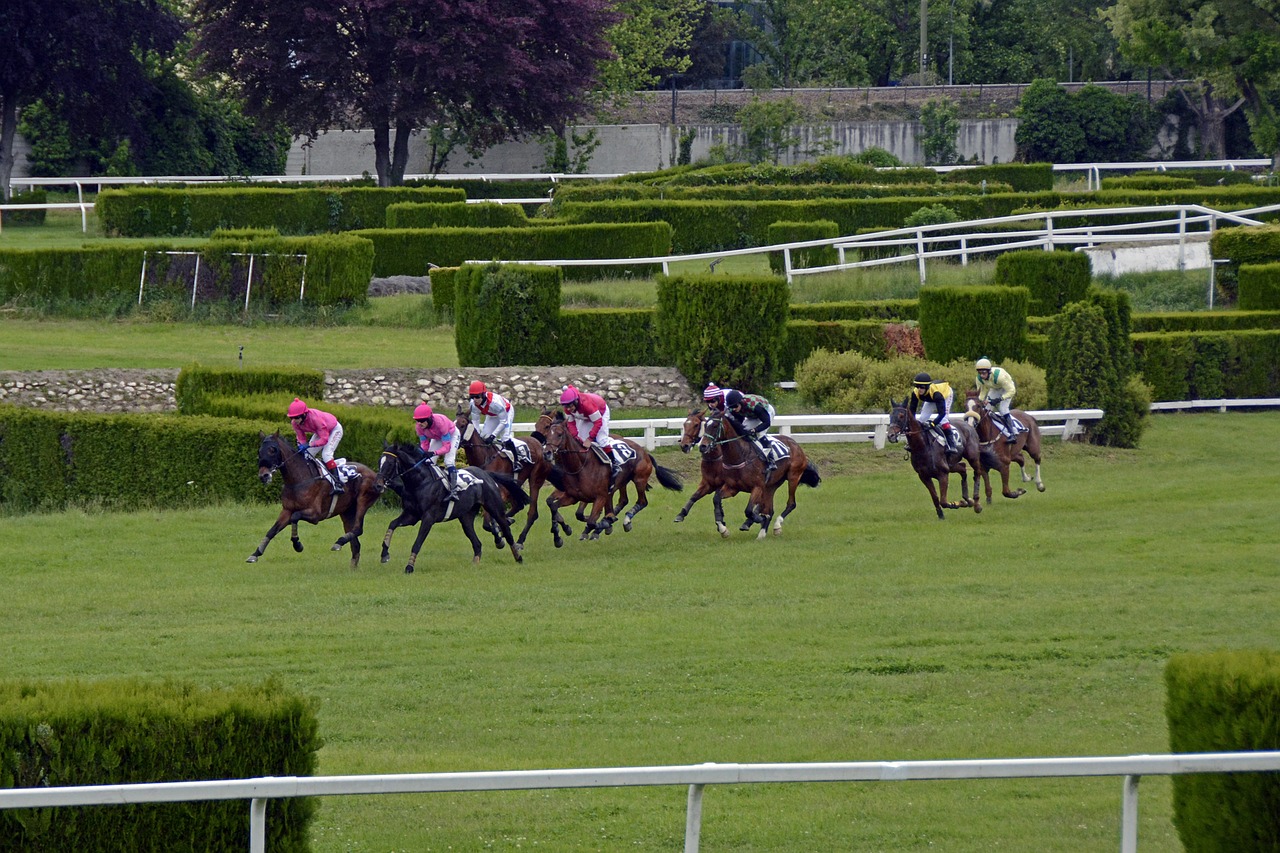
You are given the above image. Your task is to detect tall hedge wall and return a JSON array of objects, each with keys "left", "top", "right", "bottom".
[
  {"left": 557, "top": 309, "right": 661, "bottom": 366},
  {"left": 1133, "top": 329, "right": 1280, "bottom": 399},
  {"left": 386, "top": 201, "right": 529, "bottom": 229},
  {"left": 993, "top": 249, "right": 1091, "bottom": 315},
  {"left": 1239, "top": 262, "right": 1280, "bottom": 310},
  {"left": 175, "top": 365, "right": 326, "bottom": 415},
  {"left": 1165, "top": 650, "right": 1280, "bottom": 851},
  {"left": 454, "top": 263, "right": 562, "bottom": 367},
  {"left": 1210, "top": 223, "right": 1280, "bottom": 303},
  {"left": 654, "top": 273, "right": 790, "bottom": 394},
  {"left": 0, "top": 678, "right": 318, "bottom": 852},
  {"left": 767, "top": 220, "right": 839, "bottom": 274},
  {"left": 918, "top": 285, "right": 1029, "bottom": 363}
]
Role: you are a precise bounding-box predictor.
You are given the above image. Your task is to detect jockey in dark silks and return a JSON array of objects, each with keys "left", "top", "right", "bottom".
[
  {"left": 724, "top": 389, "right": 777, "bottom": 479},
  {"left": 907, "top": 372, "right": 959, "bottom": 455}
]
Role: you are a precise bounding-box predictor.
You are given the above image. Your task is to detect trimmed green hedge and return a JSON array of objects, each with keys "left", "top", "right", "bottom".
[
  {"left": 654, "top": 273, "right": 789, "bottom": 394},
  {"left": 557, "top": 309, "right": 661, "bottom": 366},
  {"left": 175, "top": 365, "right": 326, "bottom": 415},
  {"left": 386, "top": 201, "right": 529, "bottom": 229},
  {"left": 1, "top": 189, "right": 48, "bottom": 225},
  {"left": 918, "top": 285, "right": 1029, "bottom": 363},
  {"left": 1239, "top": 262, "right": 1280, "bottom": 310},
  {"left": 352, "top": 222, "right": 671, "bottom": 278},
  {"left": 98, "top": 186, "right": 466, "bottom": 236},
  {"left": 550, "top": 181, "right": 1008, "bottom": 206},
  {"left": 454, "top": 263, "right": 562, "bottom": 367},
  {"left": 1099, "top": 175, "right": 1197, "bottom": 190},
  {"left": 429, "top": 266, "right": 460, "bottom": 316},
  {"left": 1166, "top": 650, "right": 1280, "bottom": 851},
  {"left": 1211, "top": 224, "right": 1280, "bottom": 304},
  {"left": 0, "top": 678, "right": 318, "bottom": 852},
  {"left": 993, "top": 249, "right": 1091, "bottom": 315},
  {"left": 1130, "top": 309, "right": 1280, "bottom": 333},
  {"left": 788, "top": 299, "right": 918, "bottom": 321},
  {"left": 940, "top": 163, "right": 1054, "bottom": 192},
  {"left": 767, "top": 220, "right": 838, "bottom": 273},
  {"left": 1133, "top": 329, "right": 1280, "bottom": 400}
]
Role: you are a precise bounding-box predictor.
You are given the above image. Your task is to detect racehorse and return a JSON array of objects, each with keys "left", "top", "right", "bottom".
[
  {"left": 454, "top": 407, "right": 560, "bottom": 549},
  {"left": 538, "top": 411, "right": 683, "bottom": 545},
  {"left": 962, "top": 391, "right": 1045, "bottom": 499},
  {"left": 374, "top": 442, "right": 527, "bottom": 573},
  {"left": 247, "top": 431, "right": 382, "bottom": 568},
  {"left": 887, "top": 398, "right": 991, "bottom": 520},
  {"left": 677, "top": 407, "right": 821, "bottom": 539}
]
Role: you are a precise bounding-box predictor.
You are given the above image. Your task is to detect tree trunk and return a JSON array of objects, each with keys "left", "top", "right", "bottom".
[
  {"left": 372, "top": 122, "right": 391, "bottom": 187},
  {"left": 390, "top": 122, "right": 412, "bottom": 186},
  {"left": 0, "top": 92, "right": 18, "bottom": 203}
]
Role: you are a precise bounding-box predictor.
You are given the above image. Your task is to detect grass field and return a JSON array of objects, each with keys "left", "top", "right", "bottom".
[{"left": 3, "top": 412, "right": 1275, "bottom": 850}]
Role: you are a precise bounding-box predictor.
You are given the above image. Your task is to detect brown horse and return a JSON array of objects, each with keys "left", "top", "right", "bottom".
[
  {"left": 962, "top": 392, "right": 1046, "bottom": 499},
  {"left": 247, "top": 431, "right": 382, "bottom": 568},
  {"left": 887, "top": 399, "right": 991, "bottom": 520},
  {"left": 539, "top": 411, "right": 683, "bottom": 545},
  {"left": 679, "top": 408, "right": 821, "bottom": 539},
  {"left": 454, "top": 407, "right": 564, "bottom": 548}
]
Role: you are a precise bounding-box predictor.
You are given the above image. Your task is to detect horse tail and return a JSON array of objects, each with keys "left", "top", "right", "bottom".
[
  {"left": 487, "top": 471, "right": 530, "bottom": 513},
  {"left": 800, "top": 460, "right": 821, "bottom": 488},
  {"left": 653, "top": 462, "right": 684, "bottom": 492},
  {"left": 980, "top": 446, "right": 1002, "bottom": 471}
]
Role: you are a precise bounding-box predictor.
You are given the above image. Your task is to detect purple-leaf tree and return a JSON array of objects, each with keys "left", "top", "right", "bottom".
[
  {"left": 0, "top": 0, "right": 183, "bottom": 201},
  {"left": 192, "top": 0, "right": 618, "bottom": 185}
]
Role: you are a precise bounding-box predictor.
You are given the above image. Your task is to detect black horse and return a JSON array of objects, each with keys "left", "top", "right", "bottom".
[{"left": 375, "top": 442, "right": 528, "bottom": 573}]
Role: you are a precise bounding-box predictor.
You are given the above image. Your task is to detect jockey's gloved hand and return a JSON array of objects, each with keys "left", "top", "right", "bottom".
[{"left": 297, "top": 443, "right": 309, "bottom": 453}]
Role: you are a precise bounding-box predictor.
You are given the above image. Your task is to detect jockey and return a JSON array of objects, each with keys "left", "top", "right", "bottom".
[
  {"left": 413, "top": 402, "right": 463, "bottom": 501},
  {"left": 287, "top": 398, "right": 344, "bottom": 494},
  {"left": 723, "top": 388, "right": 778, "bottom": 478},
  {"left": 559, "top": 384, "right": 619, "bottom": 483},
  {"left": 907, "top": 372, "right": 959, "bottom": 454},
  {"left": 703, "top": 382, "right": 735, "bottom": 411},
  {"left": 467, "top": 380, "right": 519, "bottom": 468},
  {"left": 974, "top": 357, "right": 1021, "bottom": 441}
]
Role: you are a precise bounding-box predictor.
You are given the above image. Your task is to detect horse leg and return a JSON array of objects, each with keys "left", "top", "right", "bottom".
[
  {"left": 773, "top": 473, "right": 801, "bottom": 536},
  {"left": 622, "top": 478, "right": 649, "bottom": 532},
  {"left": 515, "top": 479, "right": 542, "bottom": 547},
  {"left": 546, "top": 493, "right": 567, "bottom": 549},
  {"left": 755, "top": 489, "right": 775, "bottom": 541},
  {"left": 582, "top": 496, "right": 611, "bottom": 540},
  {"left": 404, "top": 519, "right": 435, "bottom": 574},
  {"left": 674, "top": 478, "right": 713, "bottom": 523},
  {"left": 459, "top": 512, "right": 484, "bottom": 565},
  {"left": 247, "top": 508, "right": 296, "bottom": 563},
  {"left": 480, "top": 509, "right": 505, "bottom": 549},
  {"left": 381, "top": 510, "right": 418, "bottom": 564},
  {"left": 289, "top": 521, "right": 304, "bottom": 553},
  {"left": 713, "top": 490, "right": 730, "bottom": 537},
  {"left": 919, "top": 473, "right": 946, "bottom": 520},
  {"left": 331, "top": 506, "right": 363, "bottom": 569}
]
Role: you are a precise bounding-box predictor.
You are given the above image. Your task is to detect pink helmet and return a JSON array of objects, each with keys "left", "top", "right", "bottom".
[
  {"left": 559, "top": 385, "right": 579, "bottom": 405},
  {"left": 703, "top": 383, "right": 722, "bottom": 401},
  {"left": 286, "top": 398, "right": 308, "bottom": 418},
  {"left": 413, "top": 402, "right": 432, "bottom": 420}
]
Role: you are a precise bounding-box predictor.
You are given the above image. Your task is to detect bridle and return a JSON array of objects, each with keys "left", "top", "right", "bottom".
[
  {"left": 542, "top": 420, "right": 589, "bottom": 474},
  {"left": 698, "top": 410, "right": 753, "bottom": 470}
]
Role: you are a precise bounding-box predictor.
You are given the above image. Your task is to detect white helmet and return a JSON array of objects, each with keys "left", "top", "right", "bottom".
[{"left": 975, "top": 357, "right": 993, "bottom": 370}]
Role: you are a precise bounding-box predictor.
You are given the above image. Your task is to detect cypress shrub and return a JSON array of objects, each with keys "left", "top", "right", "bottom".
[
  {"left": 0, "top": 678, "right": 318, "bottom": 852},
  {"left": 454, "top": 263, "right": 561, "bottom": 366},
  {"left": 767, "top": 220, "right": 839, "bottom": 273},
  {"left": 1165, "top": 650, "right": 1280, "bottom": 851},
  {"left": 918, "top": 285, "right": 1029, "bottom": 363},
  {"left": 429, "top": 266, "right": 460, "bottom": 317},
  {"left": 386, "top": 201, "right": 529, "bottom": 229},
  {"left": 557, "top": 309, "right": 660, "bottom": 366},
  {"left": 993, "top": 249, "right": 1092, "bottom": 315},
  {"left": 654, "top": 273, "right": 789, "bottom": 394},
  {"left": 1239, "top": 263, "right": 1280, "bottom": 310}
]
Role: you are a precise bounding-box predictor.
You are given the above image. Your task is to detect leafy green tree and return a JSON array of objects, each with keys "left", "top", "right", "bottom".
[
  {"left": 919, "top": 98, "right": 960, "bottom": 165},
  {"left": 596, "top": 0, "right": 701, "bottom": 93},
  {"left": 1015, "top": 79, "right": 1086, "bottom": 162},
  {"left": 737, "top": 98, "right": 803, "bottom": 164},
  {"left": 0, "top": 0, "right": 183, "bottom": 200}
]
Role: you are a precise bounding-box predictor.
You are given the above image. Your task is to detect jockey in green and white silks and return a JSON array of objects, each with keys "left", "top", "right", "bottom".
[{"left": 974, "top": 357, "right": 1022, "bottom": 440}]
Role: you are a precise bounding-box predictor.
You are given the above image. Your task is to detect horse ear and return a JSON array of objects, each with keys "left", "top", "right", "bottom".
[
  {"left": 455, "top": 401, "right": 465, "bottom": 416},
  {"left": 259, "top": 430, "right": 266, "bottom": 440}
]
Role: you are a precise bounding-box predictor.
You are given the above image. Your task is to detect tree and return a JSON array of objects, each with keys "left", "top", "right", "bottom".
[
  {"left": 595, "top": 0, "right": 701, "bottom": 94},
  {"left": 192, "top": 0, "right": 617, "bottom": 186},
  {"left": 919, "top": 98, "right": 959, "bottom": 165},
  {"left": 0, "top": 0, "right": 183, "bottom": 201},
  {"left": 1015, "top": 79, "right": 1086, "bottom": 162}
]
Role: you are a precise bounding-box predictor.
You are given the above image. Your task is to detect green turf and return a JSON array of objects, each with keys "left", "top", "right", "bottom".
[{"left": 2, "top": 412, "right": 1274, "bottom": 850}]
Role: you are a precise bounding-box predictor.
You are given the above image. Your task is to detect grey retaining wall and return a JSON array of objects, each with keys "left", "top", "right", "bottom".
[{"left": 0, "top": 367, "right": 697, "bottom": 414}]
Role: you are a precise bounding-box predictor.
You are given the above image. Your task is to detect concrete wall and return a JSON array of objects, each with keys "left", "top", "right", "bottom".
[{"left": 288, "top": 119, "right": 1020, "bottom": 177}]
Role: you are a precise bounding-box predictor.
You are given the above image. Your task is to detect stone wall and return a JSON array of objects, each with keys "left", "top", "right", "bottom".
[{"left": 0, "top": 367, "right": 697, "bottom": 414}]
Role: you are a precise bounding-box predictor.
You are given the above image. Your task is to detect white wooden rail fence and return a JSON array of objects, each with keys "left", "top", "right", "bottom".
[{"left": 2, "top": 752, "right": 1278, "bottom": 853}]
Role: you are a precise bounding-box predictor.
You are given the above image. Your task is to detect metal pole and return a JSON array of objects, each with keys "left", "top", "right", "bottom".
[
  {"left": 1120, "top": 775, "right": 1139, "bottom": 853},
  {"left": 244, "top": 254, "right": 255, "bottom": 312},
  {"left": 138, "top": 253, "right": 148, "bottom": 305},
  {"left": 684, "top": 784, "right": 704, "bottom": 853},
  {"left": 191, "top": 254, "right": 201, "bottom": 310}
]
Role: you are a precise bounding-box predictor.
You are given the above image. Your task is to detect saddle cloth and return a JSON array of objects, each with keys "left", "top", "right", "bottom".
[
  {"left": 510, "top": 437, "right": 533, "bottom": 465},
  {"left": 762, "top": 435, "right": 790, "bottom": 462},
  {"left": 606, "top": 439, "right": 637, "bottom": 465},
  {"left": 311, "top": 456, "right": 358, "bottom": 483}
]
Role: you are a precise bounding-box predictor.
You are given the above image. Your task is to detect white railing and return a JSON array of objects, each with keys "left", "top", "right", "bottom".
[
  {"left": 1149, "top": 397, "right": 1280, "bottom": 412},
  {"left": 514, "top": 408, "right": 1104, "bottom": 451},
  {"left": 2, "top": 752, "right": 1277, "bottom": 853},
  {"left": 1050, "top": 158, "right": 1274, "bottom": 191}
]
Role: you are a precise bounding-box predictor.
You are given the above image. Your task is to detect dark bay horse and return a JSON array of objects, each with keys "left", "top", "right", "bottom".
[
  {"left": 887, "top": 399, "right": 990, "bottom": 519},
  {"left": 248, "top": 431, "right": 382, "bottom": 568},
  {"left": 679, "top": 408, "right": 821, "bottom": 539},
  {"left": 539, "top": 411, "right": 683, "bottom": 545},
  {"left": 374, "top": 443, "right": 527, "bottom": 573},
  {"left": 963, "top": 392, "right": 1046, "bottom": 499},
  {"left": 454, "top": 408, "right": 561, "bottom": 549}
]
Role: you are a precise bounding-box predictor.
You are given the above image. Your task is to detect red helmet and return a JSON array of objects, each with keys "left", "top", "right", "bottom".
[
  {"left": 286, "top": 398, "right": 308, "bottom": 418},
  {"left": 468, "top": 380, "right": 487, "bottom": 397},
  {"left": 703, "top": 383, "right": 722, "bottom": 401},
  {"left": 413, "top": 402, "right": 432, "bottom": 420}
]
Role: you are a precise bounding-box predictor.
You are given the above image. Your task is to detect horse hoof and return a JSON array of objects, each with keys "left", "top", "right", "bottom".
[
  {"left": 554, "top": 538, "right": 564, "bottom": 549},
  {"left": 973, "top": 504, "right": 983, "bottom": 514},
  {"left": 404, "top": 565, "right": 414, "bottom": 574},
  {"left": 719, "top": 527, "right": 729, "bottom": 538},
  {"left": 756, "top": 529, "right": 767, "bottom": 541},
  {"left": 331, "top": 543, "right": 342, "bottom": 551},
  {"left": 380, "top": 554, "right": 390, "bottom": 564},
  {"left": 496, "top": 539, "right": 505, "bottom": 549},
  {"left": 292, "top": 540, "right": 304, "bottom": 553},
  {"left": 245, "top": 555, "right": 258, "bottom": 563},
  {"left": 772, "top": 527, "right": 782, "bottom": 536},
  {"left": 673, "top": 515, "right": 684, "bottom": 523},
  {"left": 739, "top": 522, "right": 752, "bottom": 532},
  {"left": 623, "top": 520, "right": 632, "bottom": 533},
  {"left": 472, "top": 556, "right": 481, "bottom": 565},
  {"left": 1037, "top": 484, "right": 1046, "bottom": 492}
]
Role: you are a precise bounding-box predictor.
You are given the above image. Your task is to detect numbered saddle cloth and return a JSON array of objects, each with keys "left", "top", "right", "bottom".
[
  {"left": 455, "top": 469, "right": 483, "bottom": 490},
  {"left": 606, "top": 439, "right": 636, "bottom": 465},
  {"left": 332, "top": 458, "right": 360, "bottom": 482},
  {"left": 510, "top": 437, "right": 533, "bottom": 465},
  {"left": 762, "top": 435, "right": 789, "bottom": 462}
]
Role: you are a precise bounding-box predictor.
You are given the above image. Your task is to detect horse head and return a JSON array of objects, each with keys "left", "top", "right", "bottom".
[
  {"left": 375, "top": 441, "right": 403, "bottom": 493},
  {"left": 257, "top": 431, "right": 286, "bottom": 484},
  {"left": 679, "top": 407, "right": 704, "bottom": 454},
  {"left": 698, "top": 408, "right": 725, "bottom": 458},
  {"left": 886, "top": 398, "right": 913, "bottom": 444}
]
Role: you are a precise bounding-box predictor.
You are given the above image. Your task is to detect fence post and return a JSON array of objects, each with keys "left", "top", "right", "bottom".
[
  {"left": 1120, "top": 775, "right": 1139, "bottom": 853},
  {"left": 250, "top": 797, "right": 267, "bottom": 853},
  {"left": 138, "top": 253, "right": 149, "bottom": 305},
  {"left": 684, "top": 783, "right": 705, "bottom": 853},
  {"left": 916, "top": 230, "right": 926, "bottom": 283}
]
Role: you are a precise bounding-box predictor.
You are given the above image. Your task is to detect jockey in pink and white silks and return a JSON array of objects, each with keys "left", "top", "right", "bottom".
[
  {"left": 413, "top": 402, "right": 463, "bottom": 500},
  {"left": 287, "top": 398, "right": 345, "bottom": 494},
  {"left": 467, "top": 380, "right": 520, "bottom": 468},
  {"left": 559, "top": 385, "right": 619, "bottom": 482}
]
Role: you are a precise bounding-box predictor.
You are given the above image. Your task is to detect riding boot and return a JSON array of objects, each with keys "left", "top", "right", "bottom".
[
  {"left": 757, "top": 441, "right": 776, "bottom": 479},
  {"left": 505, "top": 438, "right": 521, "bottom": 472},
  {"left": 446, "top": 466, "right": 460, "bottom": 502},
  {"left": 324, "top": 460, "right": 344, "bottom": 494},
  {"left": 944, "top": 428, "right": 958, "bottom": 456}
]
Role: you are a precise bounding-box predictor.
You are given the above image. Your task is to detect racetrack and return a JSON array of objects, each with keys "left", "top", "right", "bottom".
[{"left": 3, "top": 412, "right": 1274, "bottom": 850}]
